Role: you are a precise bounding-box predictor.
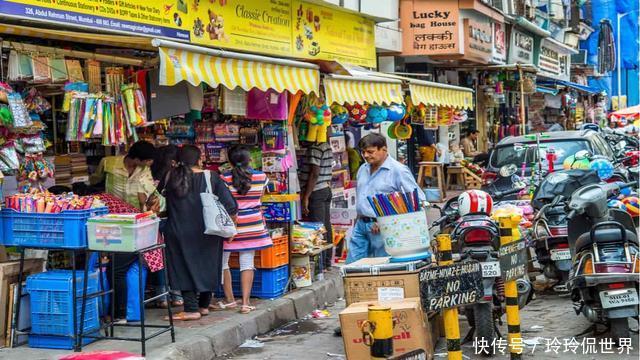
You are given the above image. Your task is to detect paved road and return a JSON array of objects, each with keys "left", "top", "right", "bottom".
[{"left": 217, "top": 293, "right": 639, "bottom": 360}]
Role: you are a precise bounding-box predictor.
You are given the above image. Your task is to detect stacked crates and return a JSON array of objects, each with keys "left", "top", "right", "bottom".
[
  {"left": 223, "top": 236, "right": 290, "bottom": 299},
  {"left": 26, "top": 270, "right": 100, "bottom": 349}
]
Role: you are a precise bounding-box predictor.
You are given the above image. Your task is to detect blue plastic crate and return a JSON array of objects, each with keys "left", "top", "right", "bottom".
[
  {"left": 2, "top": 207, "right": 108, "bottom": 248},
  {"left": 28, "top": 330, "right": 99, "bottom": 350},
  {"left": 26, "top": 270, "right": 100, "bottom": 337},
  {"left": 218, "top": 265, "right": 289, "bottom": 299}
]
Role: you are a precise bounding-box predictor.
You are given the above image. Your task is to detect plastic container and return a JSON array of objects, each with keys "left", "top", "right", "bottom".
[
  {"left": 87, "top": 217, "right": 159, "bottom": 252},
  {"left": 26, "top": 270, "right": 100, "bottom": 338},
  {"left": 424, "top": 188, "right": 441, "bottom": 202},
  {"left": 2, "top": 207, "right": 108, "bottom": 248},
  {"left": 28, "top": 331, "right": 99, "bottom": 350},
  {"left": 378, "top": 210, "right": 431, "bottom": 262},
  {"left": 218, "top": 265, "right": 289, "bottom": 299},
  {"left": 228, "top": 235, "right": 289, "bottom": 269}
]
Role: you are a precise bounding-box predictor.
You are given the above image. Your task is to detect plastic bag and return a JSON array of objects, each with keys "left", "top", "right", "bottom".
[
  {"left": 246, "top": 88, "right": 288, "bottom": 120},
  {"left": 7, "top": 92, "right": 32, "bottom": 128},
  {"left": 0, "top": 144, "right": 20, "bottom": 172},
  {"left": 126, "top": 261, "right": 148, "bottom": 322}
]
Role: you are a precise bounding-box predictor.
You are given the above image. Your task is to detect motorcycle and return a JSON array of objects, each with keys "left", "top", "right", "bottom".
[
  {"left": 530, "top": 170, "right": 603, "bottom": 291},
  {"left": 437, "top": 188, "right": 533, "bottom": 350},
  {"left": 566, "top": 181, "right": 640, "bottom": 341}
]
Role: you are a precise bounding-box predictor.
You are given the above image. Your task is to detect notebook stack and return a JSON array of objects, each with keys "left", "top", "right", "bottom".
[
  {"left": 53, "top": 155, "right": 72, "bottom": 187},
  {"left": 70, "top": 153, "right": 89, "bottom": 184}
]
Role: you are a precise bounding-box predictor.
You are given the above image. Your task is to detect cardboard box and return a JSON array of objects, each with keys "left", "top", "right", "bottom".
[
  {"left": 342, "top": 257, "right": 426, "bottom": 306},
  {"left": 339, "top": 298, "right": 433, "bottom": 360}
]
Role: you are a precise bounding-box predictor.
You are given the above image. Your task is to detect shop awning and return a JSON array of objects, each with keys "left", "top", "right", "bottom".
[
  {"left": 323, "top": 74, "right": 404, "bottom": 105},
  {"left": 536, "top": 86, "right": 559, "bottom": 95},
  {"left": 0, "top": 23, "right": 155, "bottom": 50},
  {"left": 153, "top": 39, "right": 320, "bottom": 94},
  {"left": 537, "top": 79, "right": 603, "bottom": 94},
  {"left": 408, "top": 80, "right": 474, "bottom": 110}
]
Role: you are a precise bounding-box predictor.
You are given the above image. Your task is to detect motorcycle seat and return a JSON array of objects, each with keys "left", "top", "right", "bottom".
[{"left": 575, "top": 228, "right": 638, "bottom": 253}]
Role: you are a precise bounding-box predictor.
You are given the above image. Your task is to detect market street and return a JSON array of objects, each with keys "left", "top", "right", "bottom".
[{"left": 218, "top": 293, "right": 640, "bottom": 360}]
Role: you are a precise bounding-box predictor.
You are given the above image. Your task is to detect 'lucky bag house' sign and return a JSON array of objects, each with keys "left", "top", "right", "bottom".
[{"left": 400, "top": 0, "right": 462, "bottom": 56}]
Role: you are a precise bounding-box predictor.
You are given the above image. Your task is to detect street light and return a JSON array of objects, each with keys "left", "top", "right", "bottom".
[{"left": 616, "top": 9, "right": 639, "bottom": 108}]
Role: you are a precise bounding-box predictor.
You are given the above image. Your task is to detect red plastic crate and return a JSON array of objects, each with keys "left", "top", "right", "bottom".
[{"left": 229, "top": 235, "right": 289, "bottom": 269}]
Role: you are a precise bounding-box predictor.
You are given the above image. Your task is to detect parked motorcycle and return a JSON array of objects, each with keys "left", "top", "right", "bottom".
[
  {"left": 437, "top": 188, "right": 532, "bottom": 351},
  {"left": 566, "top": 181, "right": 639, "bottom": 341},
  {"left": 530, "top": 170, "right": 602, "bottom": 291}
]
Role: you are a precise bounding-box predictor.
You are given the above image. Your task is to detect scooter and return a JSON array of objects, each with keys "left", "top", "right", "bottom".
[
  {"left": 530, "top": 169, "right": 603, "bottom": 291},
  {"left": 444, "top": 188, "right": 533, "bottom": 350},
  {"left": 566, "top": 181, "right": 640, "bottom": 341}
]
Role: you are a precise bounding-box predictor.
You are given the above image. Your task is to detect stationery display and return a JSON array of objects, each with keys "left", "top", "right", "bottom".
[
  {"left": 367, "top": 189, "right": 422, "bottom": 217},
  {"left": 5, "top": 192, "right": 105, "bottom": 213}
]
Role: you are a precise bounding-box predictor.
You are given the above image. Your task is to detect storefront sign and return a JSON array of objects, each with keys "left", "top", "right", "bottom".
[
  {"left": 538, "top": 40, "right": 561, "bottom": 76},
  {"left": 508, "top": 28, "right": 534, "bottom": 64},
  {"left": 419, "top": 261, "right": 483, "bottom": 311},
  {"left": 464, "top": 18, "right": 492, "bottom": 63},
  {"left": 491, "top": 22, "right": 506, "bottom": 64},
  {"left": 498, "top": 239, "right": 527, "bottom": 282},
  {"left": 400, "top": 0, "right": 461, "bottom": 56},
  {"left": 0, "top": 0, "right": 376, "bottom": 67}
]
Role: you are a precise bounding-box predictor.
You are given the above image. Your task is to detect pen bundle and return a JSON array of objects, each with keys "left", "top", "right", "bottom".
[{"left": 368, "top": 189, "right": 421, "bottom": 217}]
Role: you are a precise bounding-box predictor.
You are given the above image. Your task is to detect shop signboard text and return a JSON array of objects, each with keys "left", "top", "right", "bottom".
[
  {"left": 491, "top": 21, "right": 506, "bottom": 64},
  {"left": 400, "top": 0, "right": 461, "bottom": 56},
  {"left": 508, "top": 28, "right": 534, "bottom": 64},
  {"left": 0, "top": 0, "right": 376, "bottom": 67},
  {"left": 464, "top": 18, "right": 492, "bottom": 64}
]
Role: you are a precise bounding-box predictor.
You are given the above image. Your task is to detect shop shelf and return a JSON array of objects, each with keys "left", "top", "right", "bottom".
[
  {"left": 26, "top": 270, "right": 100, "bottom": 337},
  {"left": 2, "top": 207, "right": 108, "bottom": 248},
  {"left": 217, "top": 265, "right": 289, "bottom": 299},
  {"left": 228, "top": 235, "right": 289, "bottom": 269}
]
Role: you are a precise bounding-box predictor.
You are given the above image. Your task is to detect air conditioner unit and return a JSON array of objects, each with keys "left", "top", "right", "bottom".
[{"left": 571, "top": 50, "right": 588, "bottom": 65}]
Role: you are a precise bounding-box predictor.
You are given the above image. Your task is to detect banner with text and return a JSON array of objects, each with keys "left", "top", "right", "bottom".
[{"left": 0, "top": 0, "right": 376, "bottom": 67}]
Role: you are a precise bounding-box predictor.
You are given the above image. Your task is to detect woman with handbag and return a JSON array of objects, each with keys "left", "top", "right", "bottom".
[
  {"left": 214, "top": 146, "right": 272, "bottom": 314},
  {"left": 163, "top": 145, "right": 238, "bottom": 321}
]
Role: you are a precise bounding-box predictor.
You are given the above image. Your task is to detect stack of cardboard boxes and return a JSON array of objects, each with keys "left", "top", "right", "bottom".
[{"left": 339, "top": 257, "right": 441, "bottom": 360}]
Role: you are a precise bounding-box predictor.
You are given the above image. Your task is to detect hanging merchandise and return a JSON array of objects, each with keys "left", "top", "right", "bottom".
[
  {"left": 0, "top": 143, "right": 20, "bottom": 172},
  {"left": 386, "top": 104, "right": 406, "bottom": 122},
  {"left": 246, "top": 88, "right": 288, "bottom": 120},
  {"left": 65, "top": 59, "right": 84, "bottom": 82},
  {"left": 63, "top": 82, "right": 89, "bottom": 112},
  {"left": 195, "top": 122, "right": 215, "bottom": 143},
  {"left": 438, "top": 107, "right": 454, "bottom": 126},
  {"left": 32, "top": 56, "right": 52, "bottom": 83},
  {"left": 121, "top": 83, "right": 148, "bottom": 126},
  {"left": 204, "top": 142, "right": 228, "bottom": 163},
  {"left": 214, "top": 122, "right": 240, "bottom": 142},
  {"left": 394, "top": 118, "right": 413, "bottom": 140},
  {"left": 0, "top": 105, "right": 13, "bottom": 127},
  {"left": 222, "top": 87, "right": 247, "bottom": 116},
  {"left": 423, "top": 105, "right": 438, "bottom": 129},
  {"left": 105, "top": 67, "right": 125, "bottom": 94},
  {"left": 6, "top": 91, "right": 33, "bottom": 128},
  {"left": 18, "top": 152, "right": 54, "bottom": 192},
  {"left": 597, "top": 19, "right": 616, "bottom": 74},
  {"left": 7, "top": 51, "right": 34, "bottom": 81},
  {"left": 366, "top": 105, "right": 388, "bottom": 124},
  {"left": 345, "top": 103, "right": 368, "bottom": 126},
  {"left": 239, "top": 125, "right": 259, "bottom": 145},
  {"left": 262, "top": 123, "right": 287, "bottom": 153},
  {"left": 86, "top": 60, "right": 102, "bottom": 93},
  {"left": 18, "top": 135, "right": 46, "bottom": 154},
  {"left": 330, "top": 104, "right": 348, "bottom": 125},
  {"left": 50, "top": 56, "right": 68, "bottom": 83},
  {"left": 452, "top": 109, "right": 468, "bottom": 123},
  {"left": 304, "top": 101, "right": 331, "bottom": 143}
]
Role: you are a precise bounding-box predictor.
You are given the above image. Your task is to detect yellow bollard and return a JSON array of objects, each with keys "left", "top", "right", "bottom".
[
  {"left": 436, "top": 234, "right": 462, "bottom": 360},
  {"left": 498, "top": 215, "right": 523, "bottom": 360},
  {"left": 361, "top": 305, "right": 394, "bottom": 359}
]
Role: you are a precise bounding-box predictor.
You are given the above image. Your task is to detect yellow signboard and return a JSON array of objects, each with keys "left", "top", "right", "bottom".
[{"left": 0, "top": 0, "right": 375, "bottom": 66}]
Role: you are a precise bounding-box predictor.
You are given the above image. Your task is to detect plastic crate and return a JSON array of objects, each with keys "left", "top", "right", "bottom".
[
  {"left": 26, "top": 270, "right": 100, "bottom": 337},
  {"left": 2, "top": 207, "right": 108, "bottom": 248},
  {"left": 228, "top": 235, "right": 289, "bottom": 269},
  {"left": 28, "top": 331, "right": 99, "bottom": 350},
  {"left": 217, "top": 265, "right": 289, "bottom": 299},
  {"left": 87, "top": 217, "right": 159, "bottom": 252}
]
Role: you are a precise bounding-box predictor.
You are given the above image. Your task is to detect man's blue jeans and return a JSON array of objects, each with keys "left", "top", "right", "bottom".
[{"left": 346, "top": 219, "right": 388, "bottom": 264}]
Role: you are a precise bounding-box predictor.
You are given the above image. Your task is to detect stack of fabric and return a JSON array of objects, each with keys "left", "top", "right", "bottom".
[
  {"left": 53, "top": 155, "right": 72, "bottom": 187},
  {"left": 70, "top": 153, "right": 88, "bottom": 183}
]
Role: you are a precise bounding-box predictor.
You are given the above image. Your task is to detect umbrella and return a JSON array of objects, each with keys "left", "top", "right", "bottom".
[{"left": 610, "top": 105, "right": 640, "bottom": 122}]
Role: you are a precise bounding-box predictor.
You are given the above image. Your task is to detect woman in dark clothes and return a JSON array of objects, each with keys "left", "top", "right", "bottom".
[{"left": 163, "top": 145, "right": 238, "bottom": 321}]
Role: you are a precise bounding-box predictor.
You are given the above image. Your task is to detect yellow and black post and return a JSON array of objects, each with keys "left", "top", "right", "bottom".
[
  {"left": 437, "top": 234, "right": 462, "bottom": 360},
  {"left": 498, "top": 215, "right": 523, "bottom": 360},
  {"left": 361, "top": 305, "right": 394, "bottom": 359}
]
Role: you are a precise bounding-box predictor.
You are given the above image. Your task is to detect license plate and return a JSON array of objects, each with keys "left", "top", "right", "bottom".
[
  {"left": 481, "top": 262, "right": 501, "bottom": 278},
  {"left": 599, "top": 289, "right": 639, "bottom": 309},
  {"left": 550, "top": 249, "right": 571, "bottom": 261}
]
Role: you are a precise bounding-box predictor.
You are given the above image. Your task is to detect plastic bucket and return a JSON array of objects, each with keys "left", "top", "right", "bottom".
[{"left": 378, "top": 210, "right": 430, "bottom": 260}]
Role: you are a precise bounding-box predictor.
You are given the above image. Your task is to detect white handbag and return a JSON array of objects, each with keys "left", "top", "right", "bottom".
[{"left": 201, "top": 170, "right": 237, "bottom": 238}]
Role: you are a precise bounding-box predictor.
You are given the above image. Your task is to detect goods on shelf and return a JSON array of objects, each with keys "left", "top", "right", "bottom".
[{"left": 291, "top": 222, "right": 327, "bottom": 255}]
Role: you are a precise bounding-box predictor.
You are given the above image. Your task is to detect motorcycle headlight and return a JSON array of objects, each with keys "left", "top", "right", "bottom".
[{"left": 535, "top": 222, "right": 550, "bottom": 238}]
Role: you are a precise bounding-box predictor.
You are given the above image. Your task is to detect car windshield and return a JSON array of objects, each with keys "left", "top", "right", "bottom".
[{"left": 490, "top": 140, "right": 591, "bottom": 168}]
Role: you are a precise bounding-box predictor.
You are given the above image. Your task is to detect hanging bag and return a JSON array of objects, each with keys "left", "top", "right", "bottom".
[{"left": 200, "top": 170, "right": 237, "bottom": 238}]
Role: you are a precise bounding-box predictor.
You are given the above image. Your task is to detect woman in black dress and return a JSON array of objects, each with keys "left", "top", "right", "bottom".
[{"left": 163, "top": 145, "right": 238, "bottom": 320}]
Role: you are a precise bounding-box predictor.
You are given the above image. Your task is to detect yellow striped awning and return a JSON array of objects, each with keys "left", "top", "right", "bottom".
[
  {"left": 157, "top": 46, "right": 319, "bottom": 94},
  {"left": 323, "top": 75, "right": 404, "bottom": 105},
  {"left": 409, "top": 81, "right": 474, "bottom": 110}
]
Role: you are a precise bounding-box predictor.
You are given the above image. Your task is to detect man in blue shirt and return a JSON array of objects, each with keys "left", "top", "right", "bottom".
[{"left": 347, "top": 133, "right": 426, "bottom": 263}]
